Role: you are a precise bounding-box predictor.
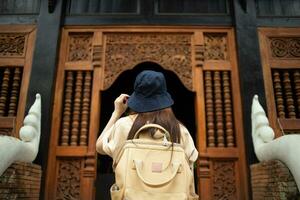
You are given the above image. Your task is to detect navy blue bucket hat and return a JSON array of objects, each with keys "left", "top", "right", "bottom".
[{"left": 127, "top": 70, "right": 174, "bottom": 113}]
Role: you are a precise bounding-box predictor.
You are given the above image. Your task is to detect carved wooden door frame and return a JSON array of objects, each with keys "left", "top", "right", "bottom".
[
  {"left": 0, "top": 25, "right": 36, "bottom": 137},
  {"left": 258, "top": 28, "right": 300, "bottom": 137},
  {"left": 45, "top": 26, "right": 249, "bottom": 200}
]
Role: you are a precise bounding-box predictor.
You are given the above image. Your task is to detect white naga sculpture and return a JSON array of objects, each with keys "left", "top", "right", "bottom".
[
  {"left": 0, "top": 94, "right": 41, "bottom": 176},
  {"left": 251, "top": 95, "right": 300, "bottom": 191}
]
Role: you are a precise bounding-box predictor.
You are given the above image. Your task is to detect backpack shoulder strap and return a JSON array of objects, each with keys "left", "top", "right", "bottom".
[{"left": 133, "top": 123, "right": 171, "bottom": 141}]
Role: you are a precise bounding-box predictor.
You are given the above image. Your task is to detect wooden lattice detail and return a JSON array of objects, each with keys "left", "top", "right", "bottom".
[
  {"left": 223, "top": 71, "right": 234, "bottom": 147},
  {"left": 272, "top": 69, "right": 300, "bottom": 119},
  {"left": 70, "top": 71, "right": 83, "bottom": 146},
  {"left": 283, "top": 71, "right": 296, "bottom": 118},
  {"left": 8, "top": 68, "right": 22, "bottom": 116},
  {"left": 56, "top": 159, "right": 81, "bottom": 200},
  {"left": 272, "top": 70, "right": 285, "bottom": 118},
  {"left": 261, "top": 30, "right": 300, "bottom": 138},
  {"left": 214, "top": 71, "right": 225, "bottom": 147},
  {"left": 204, "top": 71, "right": 215, "bottom": 147},
  {"left": 204, "top": 70, "right": 235, "bottom": 147},
  {"left": 60, "top": 71, "right": 73, "bottom": 146},
  {"left": 204, "top": 33, "right": 228, "bottom": 60},
  {"left": 0, "top": 67, "right": 22, "bottom": 117},
  {"left": 60, "top": 71, "right": 93, "bottom": 146},
  {"left": 68, "top": 33, "right": 93, "bottom": 61},
  {"left": 212, "top": 161, "right": 237, "bottom": 200},
  {"left": 294, "top": 70, "right": 300, "bottom": 117},
  {"left": 79, "top": 71, "right": 92, "bottom": 146},
  {"left": 0, "top": 68, "right": 10, "bottom": 116}
]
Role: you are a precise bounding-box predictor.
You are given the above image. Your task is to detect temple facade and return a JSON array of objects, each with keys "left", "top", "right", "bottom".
[{"left": 0, "top": 0, "right": 300, "bottom": 199}]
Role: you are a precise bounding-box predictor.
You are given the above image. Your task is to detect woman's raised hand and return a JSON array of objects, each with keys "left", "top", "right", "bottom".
[{"left": 114, "top": 94, "right": 129, "bottom": 116}]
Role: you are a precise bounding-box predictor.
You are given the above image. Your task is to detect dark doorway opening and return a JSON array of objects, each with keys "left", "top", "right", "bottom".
[{"left": 96, "top": 62, "right": 196, "bottom": 199}]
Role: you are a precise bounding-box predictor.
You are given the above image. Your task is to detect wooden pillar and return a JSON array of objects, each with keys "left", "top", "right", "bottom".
[
  {"left": 25, "top": 0, "right": 64, "bottom": 199},
  {"left": 233, "top": 0, "right": 267, "bottom": 198},
  {"left": 233, "top": 0, "right": 266, "bottom": 165}
]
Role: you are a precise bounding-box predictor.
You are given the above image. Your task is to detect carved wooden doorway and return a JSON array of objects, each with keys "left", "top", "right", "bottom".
[{"left": 45, "top": 27, "right": 249, "bottom": 200}]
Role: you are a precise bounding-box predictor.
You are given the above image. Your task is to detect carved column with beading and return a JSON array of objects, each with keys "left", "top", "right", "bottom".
[
  {"left": 223, "top": 71, "right": 234, "bottom": 147},
  {"left": 8, "top": 68, "right": 21, "bottom": 116},
  {"left": 0, "top": 68, "right": 10, "bottom": 116},
  {"left": 205, "top": 71, "right": 215, "bottom": 147},
  {"left": 71, "top": 71, "right": 83, "bottom": 146},
  {"left": 273, "top": 70, "right": 285, "bottom": 118},
  {"left": 293, "top": 70, "right": 300, "bottom": 117},
  {"left": 283, "top": 71, "right": 296, "bottom": 118},
  {"left": 61, "top": 71, "right": 74, "bottom": 146},
  {"left": 214, "top": 71, "right": 225, "bottom": 147},
  {"left": 80, "top": 72, "right": 92, "bottom": 146}
]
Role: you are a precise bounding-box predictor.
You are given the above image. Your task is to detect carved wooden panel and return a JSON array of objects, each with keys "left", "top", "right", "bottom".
[
  {"left": 47, "top": 27, "right": 248, "bottom": 200},
  {"left": 204, "top": 70, "right": 235, "bottom": 147},
  {"left": 0, "top": 67, "right": 23, "bottom": 117},
  {"left": 272, "top": 69, "right": 300, "bottom": 119},
  {"left": 212, "top": 161, "right": 237, "bottom": 200},
  {"left": 204, "top": 33, "right": 228, "bottom": 60},
  {"left": 270, "top": 37, "right": 300, "bottom": 59},
  {"left": 0, "top": 26, "right": 36, "bottom": 138},
  {"left": 60, "top": 71, "right": 93, "bottom": 146},
  {"left": 68, "top": 33, "right": 93, "bottom": 61},
  {"left": 56, "top": 159, "right": 81, "bottom": 200},
  {"left": 0, "top": 33, "right": 26, "bottom": 57},
  {"left": 104, "top": 33, "right": 193, "bottom": 90},
  {"left": 259, "top": 28, "right": 300, "bottom": 137}
]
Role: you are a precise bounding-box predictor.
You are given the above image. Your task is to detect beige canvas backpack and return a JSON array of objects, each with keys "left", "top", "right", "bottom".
[{"left": 110, "top": 124, "right": 199, "bottom": 200}]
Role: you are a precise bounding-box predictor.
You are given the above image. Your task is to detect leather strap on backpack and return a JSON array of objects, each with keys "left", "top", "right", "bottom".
[{"left": 133, "top": 123, "right": 171, "bottom": 141}]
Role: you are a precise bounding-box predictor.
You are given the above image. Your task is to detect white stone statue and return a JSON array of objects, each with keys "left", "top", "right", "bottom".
[
  {"left": 251, "top": 95, "right": 300, "bottom": 191},
  {"left": 0, "top": 94, "right": 41, "bottom": 176}
]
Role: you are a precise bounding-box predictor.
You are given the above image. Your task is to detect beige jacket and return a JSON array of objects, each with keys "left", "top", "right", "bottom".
[{"left": 96, "top": 114, "right": 198, "bottom": 165}]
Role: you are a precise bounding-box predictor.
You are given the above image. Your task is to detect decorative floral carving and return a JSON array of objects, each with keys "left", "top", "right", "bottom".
[
  {"left": 204, "top": 33, "right": 228, "bottom": 60},
  {"left": 56, "top": 160, "right": 81, "bottom": 200},
  {"left": 0, "top": 33, "right": 26, "bottom": 57},
  {"left": 68, "top": 33, "right": 93, "bottom": 61},
  {"left": 270, "top": 37, "right": 300, "bottom": 58},
  {"left": 212, "top": 161, "right": 237, "bottom": 200},
  {"left": 104, "top": 33, "right": 193, "bottom": 90}
]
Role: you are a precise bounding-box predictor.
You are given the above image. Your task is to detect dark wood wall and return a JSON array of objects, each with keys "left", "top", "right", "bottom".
[
  {"left": 256, "top": 0, "right": 300, "bottom": 16},
  {"left": 0, "top": 0, "right": 40, "bottom": 14}
]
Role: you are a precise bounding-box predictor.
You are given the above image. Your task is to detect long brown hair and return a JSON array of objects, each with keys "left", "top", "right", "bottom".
[{"left": 127, "top": 107, "right": 181, "bottom": 143}]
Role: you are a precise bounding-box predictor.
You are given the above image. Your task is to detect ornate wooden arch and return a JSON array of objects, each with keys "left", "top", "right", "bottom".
[{"left": 102, "top": 33, "right": 194, "bottom": 91}]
